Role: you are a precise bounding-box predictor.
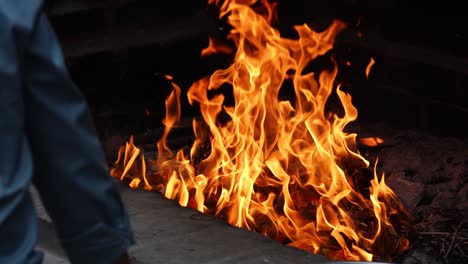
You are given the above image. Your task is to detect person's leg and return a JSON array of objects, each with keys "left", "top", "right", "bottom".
[
  {"left": 22, "top": 13, "right": 135, "bottom": 264},
  {"left": 0, "top": 2, "right": 44, "bottom": 263}
]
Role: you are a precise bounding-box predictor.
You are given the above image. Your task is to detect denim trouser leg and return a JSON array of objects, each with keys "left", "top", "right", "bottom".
[{"left": 0, "top": 2, "right": 135, "bottom": 263}]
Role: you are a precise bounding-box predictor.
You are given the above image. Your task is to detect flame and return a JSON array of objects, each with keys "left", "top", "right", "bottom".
[
  {"left": 365, "top": 57, "right": 375, "bottom": 79},
  {"left": 201, "top": 37, "right": 234, "bottom": 57},
  {"left": 112, "top": 0, "right": 410, "bottom": 261},
  {"left": 110, "top": 136, "right": 152, "bottom": 191},
  {"left": 359, "top": 136, "right": 384, "bottom": 147}
]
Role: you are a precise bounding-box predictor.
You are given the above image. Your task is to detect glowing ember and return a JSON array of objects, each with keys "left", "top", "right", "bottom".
[{"left": 112, "top": 0, "right": 410, "bottom": 261}]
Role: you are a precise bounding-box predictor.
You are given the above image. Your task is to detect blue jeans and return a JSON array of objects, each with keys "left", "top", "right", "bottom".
[{"left": 0, "top": 1, "right": 135, "bottom": 263}]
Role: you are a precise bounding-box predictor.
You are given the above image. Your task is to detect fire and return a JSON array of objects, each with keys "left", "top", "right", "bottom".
[
  {"left": 200, "top": 37, "right": 234, "bottom": 57},
  {"left": 112, "top": 0, "right": 410, "bottom": 261},
  {"left": 110, "top": 136, "right": 152, "bottom": 191},
  {"left": 360, "top": 136, "right": 384, "bottom": 147},
  {"left": 365, "top": 57, "right": 375, "bottom": 79}
]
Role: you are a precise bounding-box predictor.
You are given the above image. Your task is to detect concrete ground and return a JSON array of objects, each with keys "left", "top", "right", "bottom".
[{"left": 32, "top": 182, "right": 336, "bottom": 264}]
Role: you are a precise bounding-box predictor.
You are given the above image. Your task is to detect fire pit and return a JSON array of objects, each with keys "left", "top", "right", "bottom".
[{"left": 110, "top": 0, "right": 416, "bottom": 262}]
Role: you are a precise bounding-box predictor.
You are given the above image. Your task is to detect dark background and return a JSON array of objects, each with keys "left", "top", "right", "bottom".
[{"left": 44, "top": 0, "right": 468, "bottom": 139}]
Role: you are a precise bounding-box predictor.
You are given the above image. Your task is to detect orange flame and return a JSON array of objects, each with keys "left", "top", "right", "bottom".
[
  {"left": 110, "top": 136, "right": 152, "bottom": 190},
  {"left": 360, "top": 136, "right": 384, "bottom": 147},
  {"left": 200, "top": 37, "right": 234, "bottom": 57},
  {"left": 365, "top": 57, "right": 375, "bottom": 79},
  {"left": 112, "top": 0, "right": 409, "bottom": 261}
]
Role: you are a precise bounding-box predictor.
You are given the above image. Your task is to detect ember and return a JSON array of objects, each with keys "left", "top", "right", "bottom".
[{"left": 111, "top": 0, "right": 412, "bottom": 261}]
